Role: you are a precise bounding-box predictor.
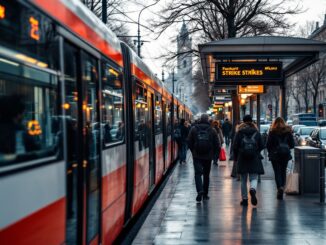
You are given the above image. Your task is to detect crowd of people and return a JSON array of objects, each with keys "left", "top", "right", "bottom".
[{"left": 174, "top": 114, "right": 294, "bottom": 206}]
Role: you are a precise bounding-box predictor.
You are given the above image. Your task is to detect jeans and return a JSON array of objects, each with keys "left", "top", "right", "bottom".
[
  {"left": 271, "top": 161, "right": 287, "bottom": 189},
  {"left": 178, "top": 142, "right": 187, "bottom": 162},
  {"left": 241, "top": 173, "right": 258, "bottom": 199},
  {"left": 224, "top": 134, "right": 230, "bottom": 145},
  {"left": 193, "top": 159, "right": 211, "bottom": 195}
]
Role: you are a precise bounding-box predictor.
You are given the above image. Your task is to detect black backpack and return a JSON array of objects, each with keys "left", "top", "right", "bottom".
[
  {"left": 275, "top": 136, "right": 290, "bottom": 160},
  {"left": 194, "top": 126, "right": 212, "bottom": 155},
  {"left": 240, "top": 132, "right": 258, "bottom": 159}
]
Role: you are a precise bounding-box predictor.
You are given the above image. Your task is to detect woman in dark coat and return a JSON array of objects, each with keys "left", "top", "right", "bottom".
[
  {"left": 233, "top": 115, "right": 264, "bottom": 206},
  {"left": 266, "top": 117, "right": 295, "bottom": 200}
]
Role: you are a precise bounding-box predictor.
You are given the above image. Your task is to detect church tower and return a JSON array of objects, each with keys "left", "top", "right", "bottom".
[{"left": 176, "top": 20, "right": 193, "bottom": 105}]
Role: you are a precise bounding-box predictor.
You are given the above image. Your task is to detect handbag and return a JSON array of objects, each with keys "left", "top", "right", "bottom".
[
  {"left": 285, "top": 160, "right": 299, "bottom": 195},
  {"left": 219, "top": 147, "right": 226, "bottom": 161}
]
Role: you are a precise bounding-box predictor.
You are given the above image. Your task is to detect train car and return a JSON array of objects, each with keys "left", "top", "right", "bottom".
[{"left": 0, "top": 0, "right": 192, "bottom": 245}]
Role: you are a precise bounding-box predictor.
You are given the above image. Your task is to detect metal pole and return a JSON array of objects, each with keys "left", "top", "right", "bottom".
[
  {"left": 320, "top": 151, "right": 325, "bottom": 203},
  {"left": 172, "top": 69, "right": 175, "bottom": 94},
  {"left": 162, "top": 70, "right": 165, "bottom": 83},
  {"left": 280, "top": 83, "right": 286, "bottom": 119},
  {"left": 257, "top": 94, "right": 261, "bottom": 130},
  {"left": 231, "top": 90, "right": 239, "bottom": 125},
  {"left": 137, "top": 21, "right": 141, "bottom": 57},
  {"left": 249, "top": 96, "right": 253, "bottom": 117},
  {"left": 102, "top": 0, "right": 107, "bottom": 24}
]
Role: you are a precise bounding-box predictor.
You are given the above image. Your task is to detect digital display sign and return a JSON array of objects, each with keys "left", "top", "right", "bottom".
[
  {"left": 238, "top": 85, "right": 265, "bottom": 94},
  {"left": 216, "top": 62, "right": 283, "bottom": 81}
]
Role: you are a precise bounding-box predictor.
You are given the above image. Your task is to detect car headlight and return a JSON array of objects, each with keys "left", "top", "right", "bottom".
[
  {"left": 300, "top": 139, "right": 306, "bottom": 146},
  {"left": 322, "top": 144, "right": 326, "bottom": 150}
]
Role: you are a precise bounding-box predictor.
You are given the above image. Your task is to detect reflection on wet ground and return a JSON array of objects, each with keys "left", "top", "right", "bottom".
[{"left": 133, "top": 147, "right": 326, "bottom": 245}]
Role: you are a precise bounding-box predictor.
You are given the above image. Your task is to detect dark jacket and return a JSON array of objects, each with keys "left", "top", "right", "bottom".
[
  {"left": 178, "top": 123, "right": 189, "bottom": 144},
  {"left": 233, "top": 122, "right": 264, "bottom": 174},
  {"left": 187, "top": 120, "right": 220, "bottom": 160},
  {"left": 266, "top": 126, "right": 295, "bottom": 162},
  {"left": 222, "top": 121, "right": 232, "bottom": 136}
]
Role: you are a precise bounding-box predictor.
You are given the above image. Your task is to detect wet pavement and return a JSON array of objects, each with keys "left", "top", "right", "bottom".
[{"left": 132, "top": 147, "right": 326, "bottom": 244}]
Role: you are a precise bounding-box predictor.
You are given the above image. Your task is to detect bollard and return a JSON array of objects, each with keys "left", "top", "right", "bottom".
[{"left": 320, "top": 151, "right": 325, "bottom": 203}]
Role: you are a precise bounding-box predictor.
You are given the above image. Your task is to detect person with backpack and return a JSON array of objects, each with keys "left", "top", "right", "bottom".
[
  {"left": 175, "top": 118, "right": 190, "bottom": 164},
  {"left": 188, "top": 114, "right": 220, "bottom": 202},
  {"left": 212, "top": 120, "right": 224, "bottom": 165},
  {"left": 266, "top": 117, "right": 295, "bottom": 200},
  {"left": 233, "top": 115, "right": 264, "bottom": 206}
]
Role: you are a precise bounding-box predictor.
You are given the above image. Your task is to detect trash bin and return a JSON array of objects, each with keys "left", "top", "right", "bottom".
[{"left": 294, "top": 146, "right": 320, "bottom": 194}]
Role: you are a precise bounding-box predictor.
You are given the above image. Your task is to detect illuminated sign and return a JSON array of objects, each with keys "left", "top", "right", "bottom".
[
  {"left": 216, "top": 62, "right": 282, "bottom": 81},
  {"left": 29, "top": 16, "right": 40, "bottom": 41},
  {"left": 238, "top": 85, "right": 265, "bottom": 94},
  {"left": 27, "top": 120, "right": 42, "bottom": 136},
  {"left": 0, "top": 5, "right": 5, "bottom": 19}
]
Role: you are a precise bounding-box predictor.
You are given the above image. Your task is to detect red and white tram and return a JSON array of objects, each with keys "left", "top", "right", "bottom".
[{"left": 0, "top": 0, "right": 192, "bottom": 244}]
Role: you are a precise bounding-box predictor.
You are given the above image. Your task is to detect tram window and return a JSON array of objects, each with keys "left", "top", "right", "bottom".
[
  {"left": 165, "top": 103, "right": 171, "bottom": 136},
  {"left": 154, "top": 95, "right": 162, "bottom": 134},
  {"left": 0, "top": 59, "right": 61, "bottom": 166},
  {"left": 101, "top": 63, "right": 124, "bottom": 145},
  {"left": 134, "top": 84, "right": 149, "bottom": 150},
  {"left": 0, "top": 0, "right": 58, "bottom": 70}
]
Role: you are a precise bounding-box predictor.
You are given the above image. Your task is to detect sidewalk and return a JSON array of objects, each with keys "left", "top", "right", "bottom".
[{"left": 132, "top": 147, "right": 326, "bottom": 245}]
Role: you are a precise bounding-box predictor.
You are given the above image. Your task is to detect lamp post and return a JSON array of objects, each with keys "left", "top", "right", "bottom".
[
  {"left": 136, "top": 1, "right": 159, "bottom": 57},
  {"left": 102, "top": 0, "right": 107, "bottom": 24}
]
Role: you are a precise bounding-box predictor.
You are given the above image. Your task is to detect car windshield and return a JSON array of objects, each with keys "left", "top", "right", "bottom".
[
  {"left": 320, "top": 129, "right": 326, "bottom": 140},
  {"left": 299, "top": 127, "right": 315, "bottom": 135},
  {"left": 293, "top": 125, "right": 305, "bottom": 133},
  {"left": 260, "top": 125, "right": 269, "bottom": 133}
]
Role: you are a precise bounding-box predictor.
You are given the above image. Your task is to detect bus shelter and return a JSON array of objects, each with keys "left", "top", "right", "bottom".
[{"left": 198, "top": 36, "right": 326, "bottom": 127}]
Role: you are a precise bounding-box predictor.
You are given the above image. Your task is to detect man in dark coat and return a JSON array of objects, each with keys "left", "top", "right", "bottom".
[
  {"left": 188, "top": 114, "right": 220, "bottom": 202},
  {"left": 177, "top": 118, "right": 190, "bottom": 164},
  {"left": 233, "top": 115, "right": 264, "bottom": 206},
  {"left": 222, "top": 118, "right": 232, "bottom": 145}
]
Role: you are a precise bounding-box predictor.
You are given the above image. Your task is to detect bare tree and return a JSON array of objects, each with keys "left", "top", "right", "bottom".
[
  {"left": 192, "top": 68, "right": 211, "bottom": 112},
  {"left": 295, "top": 71, "right": 311, "bottom": 113},
  {"left": 307, "top": 57, "right": 326, "bottom": 115},
  {"left": 287, "top": 79, "right": 301, "bottom": 112}
]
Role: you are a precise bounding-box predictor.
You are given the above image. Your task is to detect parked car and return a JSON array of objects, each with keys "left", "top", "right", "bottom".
[
  {"left": 318, "top": 120, "right": 326, "bottom": 127},
  {"left": 295, "top": 126, "right": 317, "bottom": 146},
  {"left": 306, "top": 127, "right": 326, "bottom": 150},
  {"left": 286, "top": 119, "right": 293, "bottom": 126}
]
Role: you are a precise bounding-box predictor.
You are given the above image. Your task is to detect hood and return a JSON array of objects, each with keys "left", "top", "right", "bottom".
[
  {"left": 237, "top": 122, "right": 258, "bottom": 135},
  {"left": 269, "top": 126, "right": 292, "bottom": 134},
  {"left": 197, "top": 121, "right": 211, "bottom": 129}
]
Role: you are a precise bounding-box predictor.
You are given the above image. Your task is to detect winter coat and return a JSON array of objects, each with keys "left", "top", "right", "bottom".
[
  {"left": 213, "top": 125, "right": 224, "bottom": 145},
  {"left": 178, "top": 123, "right": 190, "bottom": 144},
  {"left": 266, "top": 126, "right": 295, "bottom": 162},
  {"left": 188, "top": 120, "right": 220, "bottom": 160},
  {"left": 222, "top": 121, "right": 232, "bottom": 136},
  {"left": 233, "top": 122, "right": 264, "bottom": 174}
]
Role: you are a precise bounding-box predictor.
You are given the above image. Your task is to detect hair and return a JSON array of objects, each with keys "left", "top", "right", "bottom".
[
  {"left": 212, "top": 120, "right": 220, "bottom": 128},
  {"left": 200, "top": 113, "right": 209, "bottom": 122},
  {"left": 180, "top": 118, "right": 185, "bottom": 125},
  {"left": 271, "top": 117, "right": 286, "bottom": 130},
  {"left": 243, "top": 114, "right": 253, "bottom": 123}
]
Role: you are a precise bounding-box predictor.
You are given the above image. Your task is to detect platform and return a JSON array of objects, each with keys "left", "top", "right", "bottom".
[{"left": 133, "top": 148, "right": 326, "bottom": 244}]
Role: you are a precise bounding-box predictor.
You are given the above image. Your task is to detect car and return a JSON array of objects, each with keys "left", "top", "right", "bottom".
[
  {"left": 286, "top": 119, "right": 293, "bottom": 126},
  {"left": 306, "top": 127, "right": 326, "bottom": 150},
  {"left": 294, "top": 126, "right": 317, "bottom": 146},
  {"left": 318, "top": 119, "right": 326, "bottom": 127}
]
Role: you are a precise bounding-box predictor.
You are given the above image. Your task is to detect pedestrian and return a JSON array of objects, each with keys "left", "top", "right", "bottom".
[
  {"left": 233, "top": 115, "right": 264, "bottom": 206},
  {"left": 176, "top": 118, "right": 190, "bottom": 164},
  {"left": 188, "top": 114, "right": 220, "bottom": 202},
  {"left": 212, "top": 120, "right": 224, "bottom": 165},
  {"left": 266, "top": 117, "right": 294, "bottom": 200},
  {"left": 222, "top": 118, "right": 232, "bottom": 146}
]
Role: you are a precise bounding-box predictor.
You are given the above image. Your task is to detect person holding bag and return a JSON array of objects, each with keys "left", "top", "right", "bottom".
[
  {"left": 266, "top": 117, "right": 295, "bottom": 200},
  {"left": 212, "top": 120, "right": 224, "bottom": 165}
]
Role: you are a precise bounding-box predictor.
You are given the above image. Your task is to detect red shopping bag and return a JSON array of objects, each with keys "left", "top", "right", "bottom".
[{"left": 219, "top": 147, "right": 226, "bottom": 161}]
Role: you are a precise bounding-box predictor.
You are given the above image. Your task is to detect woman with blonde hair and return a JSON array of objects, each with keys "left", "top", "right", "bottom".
[
  {"left": 212, "top": 120, "right": 224, "bottom": 165},
  {"left": 266, "top": 117, "right": 295, "bottom": 200}
]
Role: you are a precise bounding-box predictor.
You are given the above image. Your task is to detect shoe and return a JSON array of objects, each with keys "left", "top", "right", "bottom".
[
  {"left": 277, "top": 188, "right": 284, "bottom": 200},
  {"left": 203, "top": 194, "right": 210, "bottom": 200},
  {"left": 250, "top": 188, "right": 258, "bottom": 206},
  {"left": 240, "top": 199, "right": 248, "bottom": 206},
  {"left": 196, "top": 193, "right": 203, "bottom": 202}
]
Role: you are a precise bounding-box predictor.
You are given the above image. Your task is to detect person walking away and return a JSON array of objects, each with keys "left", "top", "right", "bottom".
[
  {"left": 188, "top": 114, "right": 220, "bottom": 202},
  {"left": 266, "top": 117, "right": 294, "bottom": 200},
  {"left": 176, "top": 118, "right": 189, "bottom": 164},
  {"left": 212, "top": 120, "right": 224, "bottom": 165},
  {"left": 233, "top": 115, "right": 264, "bottom": 206},
  {"left": 222, "top": 118, "right": 232, "bottom": 146}
]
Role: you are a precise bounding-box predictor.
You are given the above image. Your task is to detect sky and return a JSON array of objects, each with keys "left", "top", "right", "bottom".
[{"left": 124, "top": 0, "right": 326, "bottom": 76}]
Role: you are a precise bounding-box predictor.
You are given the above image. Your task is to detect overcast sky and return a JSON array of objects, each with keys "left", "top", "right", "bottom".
[{"left": 125, "top": 0, "right": 326, "bottom": 76}]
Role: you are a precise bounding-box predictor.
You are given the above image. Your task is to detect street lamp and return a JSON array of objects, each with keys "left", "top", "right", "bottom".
[{"left": 136, "top": 1, "right": 160, "bottom": 57}]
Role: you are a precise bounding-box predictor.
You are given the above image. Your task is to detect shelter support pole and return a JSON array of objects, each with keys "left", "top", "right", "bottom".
[
  {"left": 257, "top": 94, "right": 261, "bottom": 130},
  {"left": 249, "top": 96, "right": 254, "bottom": 117},
  {"left": 231, "top": 90, "right": 240, "bottom": 125},
  {"left": 279, "top": 83, "right": 286, "bottom": 119}
]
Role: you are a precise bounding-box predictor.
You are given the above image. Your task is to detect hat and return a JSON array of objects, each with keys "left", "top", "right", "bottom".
[
  {"left": 243, "top": 114, "right": 252, "bottom": 123},
  {"left": 200, "top": 113, "right": 209, "bottom": 122}
]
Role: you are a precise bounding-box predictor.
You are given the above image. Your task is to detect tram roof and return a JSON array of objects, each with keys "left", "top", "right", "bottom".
[{"left": 199, "top": 36, "right": 326, "bottom": 84}]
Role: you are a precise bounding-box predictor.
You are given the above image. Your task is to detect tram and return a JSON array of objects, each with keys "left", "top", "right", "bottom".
[{"left": 0, "top": 0, "right": 192, "bottom": 244}]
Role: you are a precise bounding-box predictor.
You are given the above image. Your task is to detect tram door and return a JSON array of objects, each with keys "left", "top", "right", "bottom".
[
  {"left": 64, "top": 43, "right": 101, "bottom": 245},
  {"left": 147, "top": 92, "right": 156, "bottom": 191}
]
